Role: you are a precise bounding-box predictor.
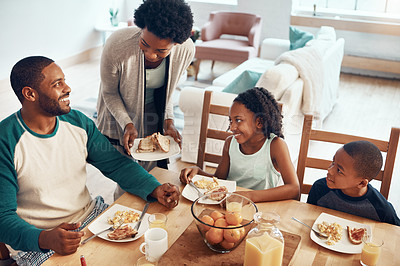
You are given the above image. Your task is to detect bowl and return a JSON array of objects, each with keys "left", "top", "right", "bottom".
[{"left": 191, "top": 192, "right": 258, "bottom": 253}]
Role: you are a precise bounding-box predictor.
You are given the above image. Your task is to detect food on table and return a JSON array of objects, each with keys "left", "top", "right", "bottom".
[
  {"left": 136, "top": 132, "right": 170, "bottom": 153},
  {"left": 210, "top": 210, "right": 225, "bottom": 221},
  {"left": 206, "top": 186, "right": 228, "bottom": 201},
  {"left": 200, "top": 215, "right": 214, "bottom": 231},
  {"left": 194, "top": 176, "right": 220, "bottom": 190},
  {"left": 153, "top": 132, "right": 170, "bottom": 152},
  {"left": 107, "top": 224, "right": 137, "bottom": 240},
  {"left": 225, "top": 211, "right": 243, "bottom": 225},
  {"left": 136, "top": 134, "right": 156, "bottom": 153},
  {"left": 193, "top": 177, "right": 228, "bottom": 201},
  {"left": 318, "top": 221, "right": 343, "bottom": 245},
  {"left": 347, "top": 226, "right": 367, "bottom": 245},
  {"left": 108, "top": 210, "right": 140, "bottom": 228},
  {"left": 244, "top": 233, "right": 284, "bottom": 266},
  {"left": 199, "top": 211, "right": 246, "bottom": 249},
  {"left": 205, "top": 228, "right": 224, "bottom": 245}
]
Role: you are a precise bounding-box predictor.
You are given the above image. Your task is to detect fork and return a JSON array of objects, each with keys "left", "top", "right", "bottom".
[
  {"left": 189, "top": 181, "right": 204, "bottom": 197},
  {"left": 81, "top": 218, "right": 124, "bottom": 245},
  {"left": 291, "top": 217, "right": 329, "bottom": 240}
]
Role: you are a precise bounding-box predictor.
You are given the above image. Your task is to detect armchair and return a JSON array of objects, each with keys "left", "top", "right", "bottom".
[{"left": 194, "top": 11, "right": 262, "bottom": 80}]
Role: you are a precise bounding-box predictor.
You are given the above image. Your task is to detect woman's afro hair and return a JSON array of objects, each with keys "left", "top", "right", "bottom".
[
  {"left": 234, "top": 87, "right": 284, "bottom": 139},
  {"left": 134, "top": 0, "right": 193, "bottom": 44}
]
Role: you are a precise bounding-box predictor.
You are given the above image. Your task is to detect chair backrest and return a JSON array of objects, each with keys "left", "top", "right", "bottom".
[
  {"left": 297, "top": 114, "right": 400, "bottom": 199},
  {"left": 197, "top": 90, "right": 283, "bottom": 169}
]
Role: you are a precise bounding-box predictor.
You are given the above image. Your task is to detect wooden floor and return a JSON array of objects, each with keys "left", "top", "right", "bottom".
[{"left": 1, "top": 57, "right": 399, "bottom": 214}]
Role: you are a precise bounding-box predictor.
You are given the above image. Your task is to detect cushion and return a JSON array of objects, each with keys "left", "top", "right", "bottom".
[
  {"left": 222, "top": 70, "right": 262, "bottom": 94},
  {"left": 255, "top": 63, "right": 299, "bottom": 100},
  {"left": 289, "top": 26, "right": 314, "bottom": 50}
]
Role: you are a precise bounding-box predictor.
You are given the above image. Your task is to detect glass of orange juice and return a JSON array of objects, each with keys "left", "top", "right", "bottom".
[
  {"left": 360, "top": 238, "right": 384, "bottom": 266},
  {"left": 148, "top": 213, "right": 167, "bottom": 229},
  {"left": 226, "top": 194, "right": 243, "bottom": 213}
]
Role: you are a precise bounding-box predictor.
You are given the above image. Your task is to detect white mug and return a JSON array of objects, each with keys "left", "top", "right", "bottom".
[{"left": 139, "top": 228, "right": 168, "bottom": 262}]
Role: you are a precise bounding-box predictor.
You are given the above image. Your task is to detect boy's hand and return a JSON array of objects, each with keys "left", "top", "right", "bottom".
[
  {"left": 38, "top": 222, "right": 84, "bottom": 255},
  {"left": 179, "top": 166, "right": 200, "bottom": 184}
]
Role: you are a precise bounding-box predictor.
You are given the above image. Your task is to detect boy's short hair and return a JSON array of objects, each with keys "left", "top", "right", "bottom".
[
  {"left": 10, "top": 56, "right": 54, "bottom": 103},
  {"left": 343, "top": 140, "right": 383, "bottom": 180}
]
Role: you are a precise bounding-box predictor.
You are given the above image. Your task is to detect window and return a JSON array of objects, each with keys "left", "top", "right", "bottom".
[{"left": 292, "top": 0, "right": 400, "bottom": 23}]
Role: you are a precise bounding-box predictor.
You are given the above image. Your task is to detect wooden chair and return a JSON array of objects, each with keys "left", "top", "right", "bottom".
[
  {"left": 197, "top": 90, "right": 283, "bottom": 169},
  {"left": 296, "top": 114, "right": 400, "bottom": 199},
  {"left": 197, "top": 90, "right": 232, "bottom": 169}
]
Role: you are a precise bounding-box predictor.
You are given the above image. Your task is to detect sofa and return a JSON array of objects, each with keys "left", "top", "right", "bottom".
[{"left": 179, "top": 26, "right": 345, "bottom": 165}]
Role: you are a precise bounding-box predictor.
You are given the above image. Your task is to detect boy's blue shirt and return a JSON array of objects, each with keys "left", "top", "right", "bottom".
[{"left": 307, "top": 178, "right": 400, "bottom": 226}]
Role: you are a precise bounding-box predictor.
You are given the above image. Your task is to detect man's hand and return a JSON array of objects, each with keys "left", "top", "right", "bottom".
[
  {"left": 164, "top": 119, "right": 182, "bottom": 148},
  {"left": 151, "top": 183, "right": 180, "bottom": 208},
  {"left": 123, "top": 123, "right": 138, "bottom": 155},
  {"left": 38, "top": 222, "right": 84, "bottom": 255}
]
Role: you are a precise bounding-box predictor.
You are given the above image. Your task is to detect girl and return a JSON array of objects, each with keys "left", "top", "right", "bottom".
[{"left": 179, "top": 87, "right": 299, "bottom": 203}]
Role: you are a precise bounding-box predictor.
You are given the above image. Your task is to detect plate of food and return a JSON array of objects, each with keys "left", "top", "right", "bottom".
[
  {"left": 130, "top": 133, "right": 180, "bottom": 161},
  {"left": 87, "top": 204, "right": 150, "bottom": 242},
  {"left": 182, "top": 175, "right": 236, "bottom": 204},
  {"left": 310, "top": 212, "right": 372, "bottom": 254}
]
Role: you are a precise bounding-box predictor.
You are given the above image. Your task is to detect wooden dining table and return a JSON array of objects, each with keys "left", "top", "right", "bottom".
[{"left": 45, "top": 167, "right": 400, "bottom": 265}]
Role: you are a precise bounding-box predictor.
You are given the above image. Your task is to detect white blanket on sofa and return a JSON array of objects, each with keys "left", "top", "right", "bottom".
[{"left": 275, "top": 46, "right": 324, "bottom": 120}]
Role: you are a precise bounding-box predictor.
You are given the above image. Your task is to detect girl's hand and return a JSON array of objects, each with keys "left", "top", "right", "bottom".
[
  {"left": 164, "top": 119, "right": 182, "bottom": 148},
  {"left": 123, "top": 123, "right": 138, "bottom": 155},
  {"left": 179, "top": 166, "right": 200, "bottom": 184}
]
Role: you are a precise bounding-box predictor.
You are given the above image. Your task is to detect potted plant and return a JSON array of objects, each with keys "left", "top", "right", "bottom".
[{"left": 109, "top": 8, "right": 119, "bottom": 27}]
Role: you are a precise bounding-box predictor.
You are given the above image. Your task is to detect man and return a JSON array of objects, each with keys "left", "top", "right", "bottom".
[{"left": 0, "top": 56, "right": 180, "bottom": 265}]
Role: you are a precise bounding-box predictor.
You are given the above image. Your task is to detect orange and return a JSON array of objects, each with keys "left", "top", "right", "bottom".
[
  {"left": 237, "top": 225, "right": 246, "bottom": 239},
  {"left": 205, "top": 228, "right": 223, "bottom": 245},
  {"left": 200, "top": 215, "right": 214, "bottom": 231},
  {"left": 210, "top": 210, "right": 224, "bottom": 221},
  {"left": 225, "top": 211, "right": 243, "bottom": 225},
  {"left": 223, "top": 226, "right": 241, "bottom": 243},
  {"left": 214, "top": 218, "right": 228, "bottom": 228},
  {"left": 220, "top": 239, "right": 235, "bottom": 250}
]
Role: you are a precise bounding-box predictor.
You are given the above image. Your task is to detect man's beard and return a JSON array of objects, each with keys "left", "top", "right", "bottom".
[{"left": 38, "top": 92, "right": 70, "bottom": 116}]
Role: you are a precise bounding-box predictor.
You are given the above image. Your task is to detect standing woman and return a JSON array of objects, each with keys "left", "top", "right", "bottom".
[{"left": 96, "top": 0, "right": 194, "bottom": 198}]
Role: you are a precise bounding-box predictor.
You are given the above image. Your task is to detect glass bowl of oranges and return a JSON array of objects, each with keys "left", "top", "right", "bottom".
[{"left": 191, "top": 192, "right": 258, "bottom": 253}]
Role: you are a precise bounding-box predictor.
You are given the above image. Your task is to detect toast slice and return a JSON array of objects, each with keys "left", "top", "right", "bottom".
[
  {"left": 136, "top": 135, "right": 156, "bottom": 153},
  {"left": 153, "top": 132, "right": 170, "bottom": 153}
]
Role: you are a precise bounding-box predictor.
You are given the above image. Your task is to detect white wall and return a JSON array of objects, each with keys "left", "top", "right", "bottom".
[
  {"left": 0, "top": 0, "right": 124, "bottom": 80},
  {"left": 1, "top": 0, "right": 398, "bottom": 80}
]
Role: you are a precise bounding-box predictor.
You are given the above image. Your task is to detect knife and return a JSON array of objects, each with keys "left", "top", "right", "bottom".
[{"left": 133, "top": 202, "right": 150, "bottom": 234}]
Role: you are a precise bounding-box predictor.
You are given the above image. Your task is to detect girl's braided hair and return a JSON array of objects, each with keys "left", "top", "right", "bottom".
[{"left": 233, "top": 87, "right": 284, "bottom": 139}]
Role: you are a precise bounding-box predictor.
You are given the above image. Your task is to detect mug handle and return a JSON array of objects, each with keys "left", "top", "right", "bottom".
[{"left": 139, "top": 242, "right": 147, "bottom": 255}]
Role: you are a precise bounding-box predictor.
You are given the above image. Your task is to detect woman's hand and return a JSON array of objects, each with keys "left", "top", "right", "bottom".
[
  {"left": 151, "top": 183, "right": 181, "bottom": 208},
  {"left": 123, "top": 123, "right": 138, "bottom": 155},
  {"left": 179, "top": 166, "right": 200, "bottom": 184},
  {"left": 164, "top": 119, "right": 182, "bottom": 148}
]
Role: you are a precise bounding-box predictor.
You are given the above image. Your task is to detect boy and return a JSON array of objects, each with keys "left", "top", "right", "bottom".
[{"left": 307, "top": 140, "right": 400, "bottom": 226}]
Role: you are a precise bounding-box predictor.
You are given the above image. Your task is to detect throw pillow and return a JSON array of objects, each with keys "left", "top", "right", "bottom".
[
  {"left": 222, "top": 70, "right": 262, "bottom": 94},
  {"left": 256, "top": 63, "right": 299, "bottom": 100},
  {"left": 289, "top": 26, "right": 314, "bottom": 50}
]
